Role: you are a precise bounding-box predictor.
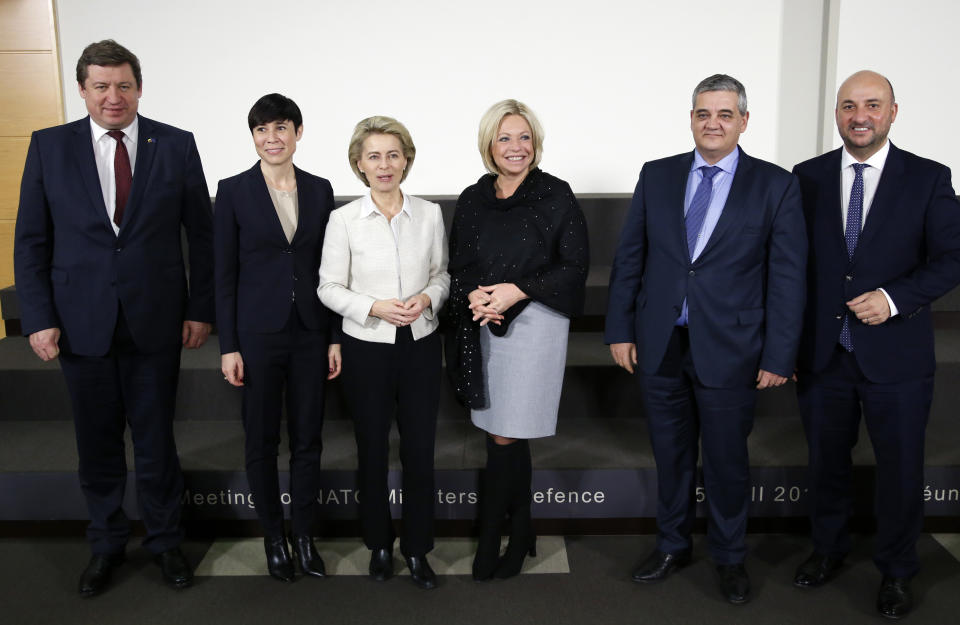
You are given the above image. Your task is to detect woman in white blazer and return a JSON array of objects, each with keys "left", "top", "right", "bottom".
[{"left": 318, "top": 116, "right": 449, "bottom": 589}]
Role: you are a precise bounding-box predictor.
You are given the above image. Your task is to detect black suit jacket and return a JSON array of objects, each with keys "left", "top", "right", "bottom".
[
  {"left": 605, "top": 148, "right": 807, "bottom": 387},
  {"left": 214, "top": 162, "right": 338, "bottom": 354},
  {"left": 793, "top": 143, "right": 960, "bottom": 382},
  {"left": 14, "top": 115, "right": 214, "bottom": 355}
]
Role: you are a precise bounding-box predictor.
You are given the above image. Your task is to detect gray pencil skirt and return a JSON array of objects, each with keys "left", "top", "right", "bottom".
[{"left": 470, "top": 301, "right": 569, "bottom": 439}]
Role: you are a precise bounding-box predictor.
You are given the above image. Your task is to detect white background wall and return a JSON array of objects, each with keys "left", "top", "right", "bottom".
[
  {"left": 54, "top": 0, "right": 960, "bottom": 196},
  {"left": 833, "top": 0, "right": 956, "bottom": 171}
]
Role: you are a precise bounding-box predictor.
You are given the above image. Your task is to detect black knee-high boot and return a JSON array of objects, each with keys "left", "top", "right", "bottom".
[
  {"left": 472, "top": 437, "right": 513, "bottom": 581},
  {"left": 495, "top": 439, "right": 537, "bottom": 579}
]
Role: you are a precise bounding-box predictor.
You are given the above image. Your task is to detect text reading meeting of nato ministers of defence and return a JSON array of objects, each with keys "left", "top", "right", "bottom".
[{"left": 7, "top": 36, "right": 960, "bottom": 622}]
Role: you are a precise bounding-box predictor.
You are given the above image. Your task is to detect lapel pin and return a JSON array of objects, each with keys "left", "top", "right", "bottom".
[{"left": 147, "top": 138, "right": 154, "bottom": 143}]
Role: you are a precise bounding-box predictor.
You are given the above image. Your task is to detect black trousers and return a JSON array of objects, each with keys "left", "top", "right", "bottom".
[
  {"left": 341, "top": 327, "right": 441, "bottom": 557},
  {"left": 797, "top": 345, "right": 932, "bottom": 578},
  {"left": 59, "top": 310, "right": 184, "bottom": 556},
  {"left": 239, "top": 306, "right": 328, "bottom": 537},
  {"left": 640, "top": 327, "right": 757, "bottom": 565}
]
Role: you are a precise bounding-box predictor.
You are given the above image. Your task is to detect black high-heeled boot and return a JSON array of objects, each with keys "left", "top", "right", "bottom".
[
  {"left": 264, "top": 535, "right": 295, "bottom": 582},
  {"left": 472, "top": 437, "right": 513, "bottom": 581},
  {"left": 495, "top": 439, "right": 536, "bottom": 579},
  {"left": 292, "top": 535, "right": 326, "bottom": 578}
]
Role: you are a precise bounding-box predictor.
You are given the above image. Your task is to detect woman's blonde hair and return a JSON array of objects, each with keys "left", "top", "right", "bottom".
[
  {"left": 477, "top": 99, "right": 544, "bottom": 175},
  {"left": 348, "top": 116, "right": 416, "bottom": 186}
]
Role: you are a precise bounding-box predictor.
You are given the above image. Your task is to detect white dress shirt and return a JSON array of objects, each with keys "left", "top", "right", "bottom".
[
  {"left": 90, "top": 116, "right": 138, "bottom": 235},
  {"left": 840, "top": 140, "right": 898, "bottom": 316},
  {"left": 318, "top": 191, "right": 450, "bottom": 344}
]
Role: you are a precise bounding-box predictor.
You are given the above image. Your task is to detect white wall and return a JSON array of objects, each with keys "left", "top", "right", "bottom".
[
  {"left": 55, "top": 0, "right": 790, "bottom": 195},
  {"left": 833, "top": 0, "right": 959, "bottom": 174},
  {"left": 54, "top": 0, "right": 960, "bottom": 195}
]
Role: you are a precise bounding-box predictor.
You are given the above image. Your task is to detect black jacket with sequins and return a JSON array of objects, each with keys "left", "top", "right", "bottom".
[{"left": 443, "top": 168, "right": 589, "bottom": 408}]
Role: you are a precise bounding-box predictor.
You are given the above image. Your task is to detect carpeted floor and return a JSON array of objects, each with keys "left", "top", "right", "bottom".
[{"left": 3, "top": 533, "right": 959, "bottom": 625}]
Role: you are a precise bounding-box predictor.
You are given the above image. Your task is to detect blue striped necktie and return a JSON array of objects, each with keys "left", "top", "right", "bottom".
[
  {"left": 686, "top": 166, "right": 721, "bottom": 260},
  {"left": 839, "top": 162, "right": 868, "bottom": 352}
]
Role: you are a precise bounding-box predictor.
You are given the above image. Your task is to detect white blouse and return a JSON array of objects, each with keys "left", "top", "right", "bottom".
[{"left": 318, "top": 192, "right": 450, "bottom": 344}]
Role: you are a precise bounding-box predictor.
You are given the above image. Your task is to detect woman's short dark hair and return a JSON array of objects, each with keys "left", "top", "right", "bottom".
[
  {"left": 247, "top": 93, "right": 303, "bottom": 132},
  {"left": 76, "top": 40, "right": 142, "bottom": 88}
]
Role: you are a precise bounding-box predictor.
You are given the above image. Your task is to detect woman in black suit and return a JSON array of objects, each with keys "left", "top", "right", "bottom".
[{"left": 214, "top": 93, "right": 341, "bottom": 582}]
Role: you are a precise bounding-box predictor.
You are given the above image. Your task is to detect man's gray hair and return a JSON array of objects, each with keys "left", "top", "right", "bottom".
[{"left": 692, "top": 74, "right": 748, "bottom": 115}]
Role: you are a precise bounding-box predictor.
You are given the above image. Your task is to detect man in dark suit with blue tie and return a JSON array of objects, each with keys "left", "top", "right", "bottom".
[
  {"left": 14, "top": 40, "right": 214, "bottom": 596},
  {"left": 791, "top": 70, "right": 960, "bottom": 620},
  {"left": 605, "top": 74, "right": 807, "bottom": 604}
]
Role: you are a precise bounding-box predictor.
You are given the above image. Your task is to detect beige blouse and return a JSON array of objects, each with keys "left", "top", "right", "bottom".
[{"left": 267, "top": 185, "right": 298, "bottom": 243}]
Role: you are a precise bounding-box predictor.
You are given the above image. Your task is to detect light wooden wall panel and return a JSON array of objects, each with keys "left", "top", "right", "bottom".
[
  {"left": 0, "top": 53, "right": 63, "bottom": 136},
  {"left": 0, "top": 1, "right": 63, "bottom": 337},
  {"left": 0, "top": 0, "right": 54, "bottom": 51},
  {"left": 0, "top": 220, "right": 15, "bottom": 287},
  {"left": 0, "top": 138, "right": 30, "bottom": 221}
]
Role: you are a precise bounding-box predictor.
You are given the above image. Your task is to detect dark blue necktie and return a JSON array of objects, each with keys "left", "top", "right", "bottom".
[
  {"left": 840, "top": 163, "right": 868, "bottom": 351},
  {"left": 686, "top": 166, "right": 721, "bottom": 260}
]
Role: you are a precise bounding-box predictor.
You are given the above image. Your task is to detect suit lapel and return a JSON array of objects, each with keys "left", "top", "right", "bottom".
[
  {"left": 121, "top": 115, "right": 158, "bottom": 237},
  {"left": 855, "top": 143, "right": 904, "bottom": 259},
  {"left": 696, "top": 147, "right": 748, "bottom": 262},
  {"left": 291, "top": 166, "right": 312, "bottom": 245},
  {"left": 672, "top": 152, "right": 695, "bottom": 260},
  {"left": 818, "top": 150, "right": 846, "bottom": 256},
  {"left": 72, "top": 119, "right": 115, "bottom": 234},
  {"left": 246, "top": 163, "right": 291, "bottom": 244}
]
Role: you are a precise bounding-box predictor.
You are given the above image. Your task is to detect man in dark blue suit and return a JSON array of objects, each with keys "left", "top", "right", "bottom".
[
  {"left": 791, "top": 70, "right": 960, "bottom": 620},
  {"left": 14, "top": 40, "right": 213, "bottom": 596},
  {"left": 605, "top": 74, "right": 807, "bottom": 604}
]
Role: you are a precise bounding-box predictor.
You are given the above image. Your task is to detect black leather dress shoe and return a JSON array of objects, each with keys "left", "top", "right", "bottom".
[
  {"left": 405, "top": 555, "right": 437, "bottom": 590},
  {"left": 877, "top": 576, "right": 913, "bottom": 620},
  {"left": 793, "top": 552, "right": 844, "bottom": 588},
  {"left": 716, "top": 564, "right": 751, "bottom": 604},
  {"left": 369, "top": 548, "right": 394, "bottom": 581},
  {"left": 631, "top": 549, "right": 691, "bottom": 583},
  {"left": 264, "top": 536, "right": 295, "bottom": 582},
  {"left": 78, "top": 553, "right": 124, "bottom": 597},
  {"left": 292, "top": 535, "right": 326, "bottom": 578},
  {"left": 155, "top": 547, "right": 193, "bottom": 589}
]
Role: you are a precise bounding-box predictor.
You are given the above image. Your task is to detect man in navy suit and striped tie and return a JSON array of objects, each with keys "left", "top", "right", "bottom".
[
  {"left": 792, "top": 70, "right": 960, "bottom": 620},
  {"left": 605, "top": 74, "right": 807, "bottom": 604}
]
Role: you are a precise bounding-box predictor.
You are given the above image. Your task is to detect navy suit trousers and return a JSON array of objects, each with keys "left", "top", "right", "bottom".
[
  {"left": 239, "top": 305, "right": 328, "bottom": 537},
  {"left": 59, "top": 307, "right": 184, "bottom": 556},
  {"left": 641, "top": 327, "right": 756, "bottom": 564},
  {"left": 798, "top": 345, "right": 932, "bottom": 578}
]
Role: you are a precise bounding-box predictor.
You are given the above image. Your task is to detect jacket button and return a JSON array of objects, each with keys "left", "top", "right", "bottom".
[
  {"left": 845, "top": 275, "right": 853, "bottom": 281},
  {"left": 688, "top": 270, "right": 695, "bottom": 276},
  {"left": 115, "top": 247, "right": 122, "bottom": 253}
]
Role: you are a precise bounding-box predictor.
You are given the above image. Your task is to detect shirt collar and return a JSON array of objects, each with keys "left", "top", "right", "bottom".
[
  {"left": 90, "top": 115, "right": 139, "bottom": 145},
  {"left": 359, "top": 190, "right": 411, "bottom": 220},
  {"left": 841, "top": 139, "right": 889, "bottom": 173},
  {"left": 692, "top": 146, "right": 740, "bottom": 176}
]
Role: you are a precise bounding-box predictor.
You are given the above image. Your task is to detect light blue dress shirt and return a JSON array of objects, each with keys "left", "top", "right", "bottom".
[{"left": 676, "top": 148, "right": 740, "bottom": 326}]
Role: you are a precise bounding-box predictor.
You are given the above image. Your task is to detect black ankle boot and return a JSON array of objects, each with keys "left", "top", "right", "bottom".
[
  {"left": 292, "top": 535, "right": 326, "bottom": 578},
  {"left": 495, "top": 439, "right": 536, "bottom": 579},
  {"left": 264, "top": 535, "right": 295, "bottom": 582},
  {"left": 472, "top": 437, "right": 513, "bottom": 581}
]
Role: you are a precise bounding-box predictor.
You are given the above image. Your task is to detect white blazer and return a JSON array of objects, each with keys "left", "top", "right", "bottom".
[{"left": 318, "top": 192, "right": 450, "bottom": 343}]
